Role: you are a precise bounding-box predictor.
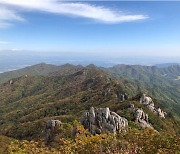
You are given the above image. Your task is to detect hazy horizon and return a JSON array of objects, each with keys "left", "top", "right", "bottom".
[
  {"left": 0, "top": 1, "right": 180, "bottom": 72},
  {"left": 0, "top": 49, "right": 180, "bottom": 73}
]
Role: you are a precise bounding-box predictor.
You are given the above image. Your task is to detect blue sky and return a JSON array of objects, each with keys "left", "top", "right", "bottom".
[{"left": 0, "top": 1, "right": 180, "bottom": 57}]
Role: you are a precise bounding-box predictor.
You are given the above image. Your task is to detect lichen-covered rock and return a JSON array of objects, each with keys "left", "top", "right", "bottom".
[
  {"left": 44, "top": 120, "right": 61, "bottom": 143},
  {"left": 80, "top": 107, "right": 128, "bottom": 135},
  {"left": 134, "top": 108, "right": 153, "bottom": 129}
]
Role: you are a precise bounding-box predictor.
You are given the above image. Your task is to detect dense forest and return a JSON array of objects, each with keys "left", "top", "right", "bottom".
[{"left": 0, "top": 63, "right": 179, "bottom": 153}]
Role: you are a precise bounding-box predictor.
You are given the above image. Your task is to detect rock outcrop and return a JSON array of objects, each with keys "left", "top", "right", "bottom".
[
  {"left": 140, "top": 94, "right": 166, "bottom": 118},
  {"left": 140, "top": 94, "right": 153, "bottom": 105},
  {"left": 157, "top": 107, "right": 166, "bottom": 118},
  {"left": 9, "top": 80, "right": 13, "bottom": 85},
  {"left": 128, "top": 103, "right": 153, "bottom": 129},
  {"left": 116, "top": 92, "right": 129, "bottom": 102},
  {"left": 44, "top": 120, "right": 61, "bottom": 143},
  {"left": 134, "top": 108, "right": 153, "bottom": 129},
  {"left": 80, "top": 107, "right": 128, "bottom": 134}
]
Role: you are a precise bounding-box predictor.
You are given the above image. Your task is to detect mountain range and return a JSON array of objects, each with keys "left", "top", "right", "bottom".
[{"left": 0, "top": 63, "right": 179, "bottom": 153}]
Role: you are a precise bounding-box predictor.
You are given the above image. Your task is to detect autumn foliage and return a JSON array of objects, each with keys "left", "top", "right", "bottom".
[{"left": 2, "top": 123, "right": 179, "bottom": 154}]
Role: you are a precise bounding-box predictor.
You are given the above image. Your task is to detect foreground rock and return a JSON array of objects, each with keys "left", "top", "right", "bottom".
[
  {"left": 44, "top": 120, "right": 61, "bottom": 143},
  {"left": 80, "top": 107, "right": 128, "bottom": 134},
  {"left": 140, "top": 94, "right": 166, "bottom": 118}
]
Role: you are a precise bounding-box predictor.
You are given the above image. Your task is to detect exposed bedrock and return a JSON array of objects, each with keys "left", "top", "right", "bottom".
[
  {"left": 140, "top": 94, "right": 166, "bottom": 118},
  {"left": 80, "top": 107, "right": 128, "bottom": 135}
]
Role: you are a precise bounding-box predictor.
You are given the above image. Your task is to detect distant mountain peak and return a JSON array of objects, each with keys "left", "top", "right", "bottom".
[{"left": 86, "top": 64, "right": 97, "bottom": 68}]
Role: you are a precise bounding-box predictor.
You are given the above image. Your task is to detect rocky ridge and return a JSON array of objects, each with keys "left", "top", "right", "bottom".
[{"left": 140, "top": 94, "right": 166, "bottom": 118}]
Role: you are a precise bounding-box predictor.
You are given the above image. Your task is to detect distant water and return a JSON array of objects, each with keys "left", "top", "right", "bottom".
[{"left": 0, "top": 65, "right": 31, "bottom": 73}]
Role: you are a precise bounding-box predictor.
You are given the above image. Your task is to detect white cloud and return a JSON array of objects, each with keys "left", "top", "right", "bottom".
[
  {"left": 0, "top": 6, "right": 24, "bottom": 28},
  {"left": 0, "top": 0, "right": 148, "bottom": 27}
]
